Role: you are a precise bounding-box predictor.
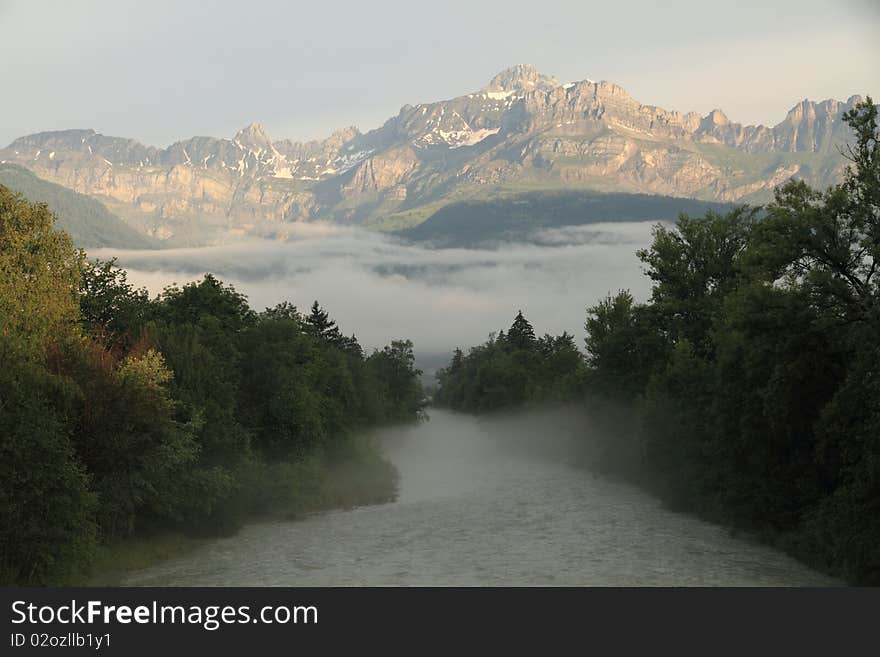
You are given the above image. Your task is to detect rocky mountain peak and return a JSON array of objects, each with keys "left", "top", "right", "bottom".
[
  {"left": 705, "top": 109, "right": 730, "bottom": 126},
  {"left": 784, "top": 100, "right": 818, "bottom": 123},
  {"left": 326, "top": 126, "right": 361, "bottom": 147},
  {"left": 234, "top": 122, "right": 273, "bottom": 150},
  {"left": 485, "top": 64, "right": 559, "bottom": 93}
]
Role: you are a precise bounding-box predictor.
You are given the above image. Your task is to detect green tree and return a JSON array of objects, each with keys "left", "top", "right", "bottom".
[
  {"left": 55, "top": 341, "right": 201, "bottom": 538},
  {"left": 305, "top": 300, "right": 342, "bottom": 345},
  {"left": 754, "top": 97, "right": 878, "bottom": 320},
  {"left": 367, "top": 340, "right": 426, "bottom": 422},
  {"left": 0, "top": 186, "right": 83, "bottom": 351},
  {"left": 79, "top": 258, "right": 152, "bottom": 349},
  {"left": 803, "top": 322, "right": 880, "bottom": 584},
  {"left": 585, "top": 291, "right": 668, "bottom": 399},
  {"left": 156, "top": 274, "right": 255, "bottom": 331},
  {"left": 238, "top": 315, "right": 326, "bottom": 459},
  {"left": 508, "top": 310, "right": 536, "bottom": 350},
  {"left": 0, "top": 333, "right": 97, "bottom": 584},
  {"left": 637, "top": 206, "right": 758, "bottom": 354},
  {"left": 436, "top": 315, "right": 586, "bottom": 413}
]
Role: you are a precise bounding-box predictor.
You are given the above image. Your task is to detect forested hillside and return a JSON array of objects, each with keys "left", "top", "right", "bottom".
[
  {"left": 435, "top": 98, "right": 880, "bottom": 585},
  {"left": 0, "top": 163, "right": 155, "bottom": 248},
  {"left": 400, "top": 192, "right": 735, "bottom": 247},
  {"left": 0, "top": 190, "right": 424, "bottom": 585}
]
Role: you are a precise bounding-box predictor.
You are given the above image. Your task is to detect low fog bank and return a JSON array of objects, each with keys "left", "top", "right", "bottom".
[
  {"left": 90, "top": 222, "right": 656, "bottom": 354},
  {"left": 377, "top": 406, "right": 611, "bottom": 504}
]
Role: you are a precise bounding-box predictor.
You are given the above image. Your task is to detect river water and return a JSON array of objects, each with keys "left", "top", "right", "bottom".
[{"left": 124, "top": 409, "right": 838, "bottom": 586}]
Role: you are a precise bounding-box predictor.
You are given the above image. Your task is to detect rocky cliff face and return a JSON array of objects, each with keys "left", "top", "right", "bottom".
[{"left": 0, "top": 64, "right": 862, "bottom": 244}]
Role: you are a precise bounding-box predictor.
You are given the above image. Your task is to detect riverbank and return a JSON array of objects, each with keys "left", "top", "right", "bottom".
[
  {"left": 121, "top": 410, "right": 838, "bottom": 586},
  {"left": 75, "top": 434, "right": 401, "bottom": 585},
  {"left": 390, "top": 403, "right": 848, "bottom": 585}
]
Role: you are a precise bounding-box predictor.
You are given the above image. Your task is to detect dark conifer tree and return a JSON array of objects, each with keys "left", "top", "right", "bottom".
[
  {"left": 508, "top": 310, "right": 536, "bottom": 350},
  {"left": 339, "top": 333, "right": 364, "bottom": 358},
  {"left": 450, "top": 348, "right": 464, "bottom": 373},
  {"left": 305, "top": 300, "right": 342, "bottom": 344}
]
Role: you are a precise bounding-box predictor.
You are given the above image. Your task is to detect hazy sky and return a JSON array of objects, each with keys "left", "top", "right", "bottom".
[{"left": 1, "top": 0, "right": 877, "bottom": 147}]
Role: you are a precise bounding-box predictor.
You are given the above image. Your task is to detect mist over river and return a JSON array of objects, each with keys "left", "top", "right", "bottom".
[{"left": 123, "top": 410, "right": 838, "bottom": 586}]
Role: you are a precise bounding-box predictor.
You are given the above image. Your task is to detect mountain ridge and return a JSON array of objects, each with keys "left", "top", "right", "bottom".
[{"left": 0, "top": 65, "right": 863, "bottom": 244}]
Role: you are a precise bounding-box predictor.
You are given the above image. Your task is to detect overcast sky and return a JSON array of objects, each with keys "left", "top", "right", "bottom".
[{"left": 1, "top": 0, "right": 877, "bottom": 147}]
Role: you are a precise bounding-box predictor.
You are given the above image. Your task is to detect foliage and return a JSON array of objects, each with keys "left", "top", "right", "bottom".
[
  {"left": 582, "top": 98, "right": 880, "bottom": 584},
  {"left": 0, "top": 187, "right": 425, "bottom": 584},
  {"left": 366, "top": 340, "right": 428, "bottom": 423},
  {"left": 434, "top": 98, "right": 880, "bottom": 584},
  {"left": 0, "top": 333, "right": 97, "bottom": 585},
  {"left": 435, "top": 311, "right": 585, "bottom": 413},
  {"left": 79, "top": 258, "right": 152, "bottom": 350},
  {"left": 0, "top": 186, "right": 83, "bottom": 352}
]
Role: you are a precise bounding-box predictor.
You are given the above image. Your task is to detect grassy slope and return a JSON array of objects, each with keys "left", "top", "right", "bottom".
[
  {"left": 0, "top": 163, "right": 156, "bottom": 249},
  {"left": 397, "top": 190, "right": 737, "bottom": 246}
]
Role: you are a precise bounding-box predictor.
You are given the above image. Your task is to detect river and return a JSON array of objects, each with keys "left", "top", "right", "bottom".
[{"left": 123, "top": 409, "right": 839, "bottom": 586}]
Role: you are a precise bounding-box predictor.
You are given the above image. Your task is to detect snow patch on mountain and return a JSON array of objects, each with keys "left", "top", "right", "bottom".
[
  {"left": 416, "top": 126, "right": 500, "bottom": 148},
  {"left": 485, "top": 90, "right": 514, "bottom": 100}
]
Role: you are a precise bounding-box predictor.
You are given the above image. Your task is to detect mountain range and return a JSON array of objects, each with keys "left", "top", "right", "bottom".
[{"left": 0, "top": 65, "right": 862, "bottom": 245}]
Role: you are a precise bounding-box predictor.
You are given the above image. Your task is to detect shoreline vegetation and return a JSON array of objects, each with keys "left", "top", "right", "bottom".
[
  {"left": 0, "top": 188, "right": 425, "bottom": 585},
  {"left": 82, "top": 432, "right": 401, "bottom": 585},
  {"left": 435, "top": 99, "right": 879, "bottom": 585}
]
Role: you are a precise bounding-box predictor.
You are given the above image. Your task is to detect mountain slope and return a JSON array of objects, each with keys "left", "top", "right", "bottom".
[
  {"left": 399, "top": 191, "right": 736, "bottom": 247},
  {"left": 0, "top": 65, "right": 862, "bottom": 244},
  {"left": 0, "top": 163, "right": 156, "bottom": 249}
]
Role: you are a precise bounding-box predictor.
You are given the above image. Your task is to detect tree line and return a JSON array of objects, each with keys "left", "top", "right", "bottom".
[
  {"left": 434, "top": 311, "right": 585, "bottom": 411},
  {"left": 0, "top": 194, "right": 425, "bottom": 585},
  {"left": 435, "top": 98, "right": 879, "bottom": 585}
]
